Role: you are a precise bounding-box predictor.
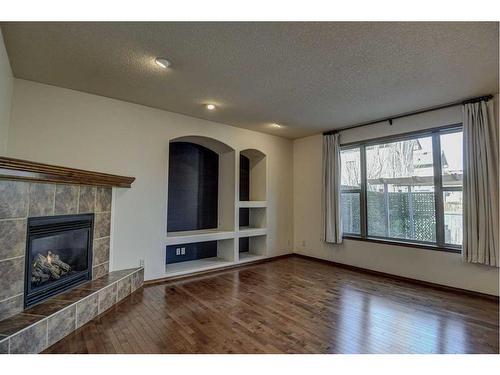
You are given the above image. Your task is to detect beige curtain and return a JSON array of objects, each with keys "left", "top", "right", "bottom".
[
  {"left": 323, "top": 133, "right": 342, "bottom": 243},
  {"left": 463, "top": 100, "right": 499, "bottom": 267}
]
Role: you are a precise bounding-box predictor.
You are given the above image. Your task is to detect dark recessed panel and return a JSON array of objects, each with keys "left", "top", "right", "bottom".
[
  {"left": 239, "top": 154, "right": 250, "bottom": 201},
  {"left": 166, "top": 241, "right": 218, "bottom": 264},
  {"left": 239, "top": 154, "right": 250, "bottom": 228},
  {"left": 239, "top": 208, "right": 249, "bottom": 227},
  {"left": 167, "top": 142, "right": 218, "bottom": 232},
  {"left": 239, "top": 237, "right": 249, "bottom": 253}
]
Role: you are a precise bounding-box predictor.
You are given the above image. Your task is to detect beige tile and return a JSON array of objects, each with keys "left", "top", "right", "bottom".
[
  {"left": 92, "top": 262, "right": 109, "bottom": 280},
  {"left": 52, "top": 287, "right": 94, "bottom": 303},
  {"left": 131, "top": 268, "right": 144, "bottom": 292},
  {"left": 98, "top": 283, "right": 116, "bottom": 314},
  {"left": 117, "top": 276, "right": 131, "bottom": 302},
  {"left": 54, "top": 185, "right": 78, "bottom": 215},
  {"left": 95, "top": 187, "right": 112, "bottom": 212},
  {"left": 0, "top": 313, "right": 44, "bottom": 336},
  {"left": 0, "top": 257, "right": 24, "bottom": 301},
  {"left": 0, "top": 219, "right": 26, "bottom": 260},
  {"left": 47, "top": 305, "right": 76, "bottom": 347},
  {"left": 28, "top": 183, "right": 55, "bottom": 217},
  {"left": 93, "top": 237, "right": 110, "bottom": 266},
  {"left": 0, "top": 294, "right": 23, "bottom": 321},
  {"left": 78, "top": 186, "right": 96, "bottom": 214},
  {"left": 23, "top": 299, "right": 72, "bottom": 317},
  {"left": 76, "top": 293, "right": 98, "bottom": 328},
  {"left": 94, "top": 212, "right": 111, "bottom": 238},
  {"left": 9, "top": 319, "right": 47, "bottom": 354},
  {"left": 0, "top": 181, "right": 28, "bottom": 219}
]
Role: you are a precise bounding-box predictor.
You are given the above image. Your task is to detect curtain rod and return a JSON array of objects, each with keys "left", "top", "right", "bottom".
[{"left": 323, "top": 94, "right": 494, "bottom": 136}]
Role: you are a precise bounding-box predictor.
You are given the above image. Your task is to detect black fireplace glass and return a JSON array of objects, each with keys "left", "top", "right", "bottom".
[
  {"left": 30, "top": 229, "right": 89, "bottom": 288},
  {"left": 25, "top": 214, "right": 94, "bottom": 308}
]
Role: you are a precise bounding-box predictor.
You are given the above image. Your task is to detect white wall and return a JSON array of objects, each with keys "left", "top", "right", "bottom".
[
  {"left": 7, "top": 79, "right": 294, "bottom": 281},
  {"left": 0, "top": 28, "right": 13, "bottom": 155},
  {"left": 293, "top": 105, "right": 499, "bottom": 296}
]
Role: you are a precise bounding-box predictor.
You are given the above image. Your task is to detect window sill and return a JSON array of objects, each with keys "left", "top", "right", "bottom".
[{"left": 342, "top": 235, "right": 462, "bottom": 254}]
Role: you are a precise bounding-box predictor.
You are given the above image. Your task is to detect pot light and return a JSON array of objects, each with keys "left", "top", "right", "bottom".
[
  {"left": 155, "top": 57, "right": 171, "bottom": 69},
  {"left": 271, "top": 123, "right": 282, "bottom": 128},
  {"left": 206, "top": 104, "right": 216, "bottom": 111}
]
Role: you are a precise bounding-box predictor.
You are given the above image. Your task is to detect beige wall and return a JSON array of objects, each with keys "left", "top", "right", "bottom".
[
  {"left": 0, "top": 29, "right": 13, "bottom": 155},
  {"left": 5, "top": 75, "right": 498, "bottom": 294},
  {"left": 293, "top": 105, "right": 499, "bottom": 296},
  {"left": 7, "top": 79, "right": 294, "bottom": 281}
]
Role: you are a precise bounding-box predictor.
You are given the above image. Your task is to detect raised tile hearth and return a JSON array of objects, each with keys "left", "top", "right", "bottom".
[{"left": 0, "top": 267, "right": 144, "bottom": 354}]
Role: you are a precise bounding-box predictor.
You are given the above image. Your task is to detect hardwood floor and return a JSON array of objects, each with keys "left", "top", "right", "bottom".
[{"left": 43, "top": 256, "right": 499, "bottom": 354}]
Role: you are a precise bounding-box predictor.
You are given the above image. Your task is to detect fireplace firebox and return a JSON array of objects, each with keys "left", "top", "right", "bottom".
[{"left": 24, "top": 214, "right": 94, "bottom": 308}]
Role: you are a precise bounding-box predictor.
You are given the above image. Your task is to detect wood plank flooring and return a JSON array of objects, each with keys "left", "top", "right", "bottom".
[{"left": 43, "top": 256, "right": 499, "bottom": 354}]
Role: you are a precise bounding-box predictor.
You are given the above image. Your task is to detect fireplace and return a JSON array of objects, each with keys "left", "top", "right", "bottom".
[{"left": 24, "top": 214, "right": 94, "bottom": 308}]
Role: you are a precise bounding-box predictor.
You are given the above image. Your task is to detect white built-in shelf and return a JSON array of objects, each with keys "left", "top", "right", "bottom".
[
  {"left": 238, "top": 252, "right": 266, "bottom": 263},
  {"left": 165, "top": 257, "right": 234, "bottom": 277},
  {"left": 238, "top": 201, "right": 267, "bottom": 208},
  {"left": 166, "top": 229, "right": 235, "bottom": 246},
  {"left": 237, "top": 227, "right": 267, "bottom": 237},
  {"left": 164, "top": 141, "right": 269, "bottom": 278}
]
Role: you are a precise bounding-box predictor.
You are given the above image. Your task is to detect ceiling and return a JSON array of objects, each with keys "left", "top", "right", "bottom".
[{"left": 1, "top": 22, "right": 498, "bottom": 139}]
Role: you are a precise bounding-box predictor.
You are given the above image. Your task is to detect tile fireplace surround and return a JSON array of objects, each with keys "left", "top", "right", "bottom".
[{"left": 0, "top": 162, "right": 142, "bottom": 353}]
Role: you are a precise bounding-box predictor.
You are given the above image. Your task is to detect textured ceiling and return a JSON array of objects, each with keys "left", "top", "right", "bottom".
[{"left": 1, "top": 22, "right": 498, "bottom": 139}]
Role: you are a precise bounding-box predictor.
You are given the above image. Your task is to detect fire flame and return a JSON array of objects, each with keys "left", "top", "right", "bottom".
[{"left": 47, "top": 251, "right": 53, "bottom": 264}]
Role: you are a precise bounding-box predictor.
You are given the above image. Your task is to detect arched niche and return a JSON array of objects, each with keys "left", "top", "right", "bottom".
[
  {"left": 170, "top": 135, "right": 234, "bottom": 155},
  {"left": 167, "top": 136, "right": 235, "bottom": 234}
]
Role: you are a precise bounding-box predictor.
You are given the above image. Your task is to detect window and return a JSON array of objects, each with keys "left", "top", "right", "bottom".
[{"left": 340, "top": 126, "right": 463, "bottom": 251}]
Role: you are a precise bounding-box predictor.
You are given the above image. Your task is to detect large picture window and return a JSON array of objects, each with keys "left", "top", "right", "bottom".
[{"left": 340, "top": 126, "right": 463, "bottom": 252}]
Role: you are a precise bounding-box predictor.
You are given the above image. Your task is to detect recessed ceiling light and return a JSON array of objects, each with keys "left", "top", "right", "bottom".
[
  {"left": 271, "top": 123, "right": 282, "bottom": 128},
  {"left": 155, "top": 57, "right": 171, "bottom": 69},
  {"left": 206, "top": 104, "right": 216, "bottom": 111}
]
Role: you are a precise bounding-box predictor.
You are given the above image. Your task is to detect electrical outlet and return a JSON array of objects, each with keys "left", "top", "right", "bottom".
[
  {"left": 181, "top": 247, "right": 186, "bottom": 255},
  {"left": 302, "top": 240, "right": 307, "bottom": 247},
  {"left": 139, "top": 259, "right": 144, "bottom": 267},
  {"left": 176, "top": 248, "right": 181, "bottom": 255}
]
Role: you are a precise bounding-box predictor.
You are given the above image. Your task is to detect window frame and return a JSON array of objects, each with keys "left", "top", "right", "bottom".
[
  {"left": 339, "top": 145, "right": 364, "bottom": 236},
  {"left": 340, "top": 123, "right": 463, "bottom": 254}
]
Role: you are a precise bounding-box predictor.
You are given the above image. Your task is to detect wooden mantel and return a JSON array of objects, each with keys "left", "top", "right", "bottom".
[{"left": 0, "top": 156, "right": 135, "bottom": 188}]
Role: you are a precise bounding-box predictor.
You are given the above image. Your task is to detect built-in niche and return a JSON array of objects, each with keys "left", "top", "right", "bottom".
[
  {"left": 237, "top": 149, "right": 267, "bottom": 260},
  {"left": 239, "top": 207, "right": 266, "bottom": 230},
  {"left": 165, "top": 238, "right": 235, "bottom": 273},
  {"left": 239, "top": 149, "right": 266, "bottom": 202},
  {"left": 165, "top": 140, "right": 269, "bottom": 273},
  {"left": 239, "top": 235, "right": 266, "bottom": 261},
  {"left": 239, "top": 149, "right": 267, "bottom": 231},
  {"left": 167, "top": 142, "right": 218, "bottom": 232},
  {"left": 166, "top": 136, "right": 235, "bottom": 266}
]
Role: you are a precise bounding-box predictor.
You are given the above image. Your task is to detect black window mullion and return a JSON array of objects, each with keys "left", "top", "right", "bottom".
[
  {"left": 341, "top": 189, "right": 362, "bottom": 194},
  {"left": 360, "top": 144, "right": 368, "bottom": 238},
  {"left": 432, "top": 132, "right": 445, "bottom": 247}
]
